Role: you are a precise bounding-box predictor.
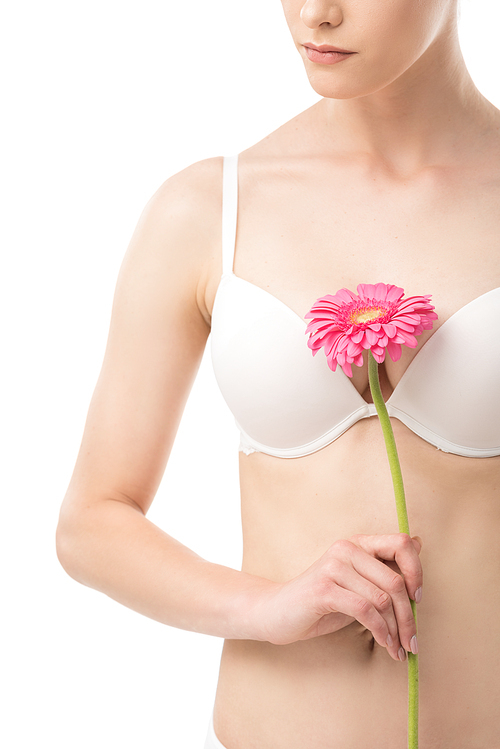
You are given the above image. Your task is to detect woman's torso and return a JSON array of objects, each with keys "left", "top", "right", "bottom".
[{"left": 204, "top": 101, "right": 500, "bottom": 748}]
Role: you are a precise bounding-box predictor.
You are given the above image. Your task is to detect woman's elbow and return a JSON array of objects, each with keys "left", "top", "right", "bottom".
[{"left": 55, "top": 506, "right": 89, "bottom": 584}]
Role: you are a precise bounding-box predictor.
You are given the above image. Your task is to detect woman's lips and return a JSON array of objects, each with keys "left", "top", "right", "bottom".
[{"left": 303, "top": 45, "right": 356, "bottom": 65}]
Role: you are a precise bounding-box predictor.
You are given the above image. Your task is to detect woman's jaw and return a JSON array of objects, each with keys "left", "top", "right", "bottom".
[
  {"left": 281, "top": 0, "right": 463, "bottom": 101},
  {"left": 280, "top": 0, "right": 486, "bottom": 172}
]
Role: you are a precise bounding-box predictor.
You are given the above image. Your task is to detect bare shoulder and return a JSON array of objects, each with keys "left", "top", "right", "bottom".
[
  {"left": 131, "top": 156, "right": 224, "bottom": 324},
  {"left": 151, "top": 155, "right": 223, "bottom": 221}
]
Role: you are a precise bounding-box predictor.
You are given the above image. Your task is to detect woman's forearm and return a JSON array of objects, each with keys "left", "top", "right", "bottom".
[
  {"left": 56, "top": 500, "right": 423, "bottom": 655},
  {"left": 56, "top": 497, "right": 274, "bottom": 640}
]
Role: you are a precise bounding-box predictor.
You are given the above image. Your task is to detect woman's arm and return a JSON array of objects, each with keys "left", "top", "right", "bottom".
[
  {"left": 56, "top": 157, "right": 423, "bottom": 659},
  {"left": 56, "top": 157, "right": 273, "bottom": 640}
]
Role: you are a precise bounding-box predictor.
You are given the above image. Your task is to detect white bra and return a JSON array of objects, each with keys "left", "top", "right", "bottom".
[{"left": 210, "top": 154, "right": 500, "bottom": 459}]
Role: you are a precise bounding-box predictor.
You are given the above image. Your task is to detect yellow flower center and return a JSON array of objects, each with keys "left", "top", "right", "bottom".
[{"left": 352, "top": 306, "right": 386, "bottom": 325}]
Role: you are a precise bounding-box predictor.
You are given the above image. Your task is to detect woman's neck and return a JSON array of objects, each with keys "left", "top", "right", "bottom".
[{"left": 318, "top": 35, "right": 493, "bottom": 177}]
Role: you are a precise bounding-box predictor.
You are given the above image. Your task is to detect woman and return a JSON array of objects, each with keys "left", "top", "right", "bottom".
[{"left": 56, "top": 0, "right": 500, "bottom": 746}]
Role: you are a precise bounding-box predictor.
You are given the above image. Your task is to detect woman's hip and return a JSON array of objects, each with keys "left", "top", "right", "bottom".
[{"left": 204, "top": 711, "right": 228, "bottom": 749}]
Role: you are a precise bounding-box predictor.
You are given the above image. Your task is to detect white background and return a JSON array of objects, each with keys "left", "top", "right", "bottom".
[{"left": 2, "top": 1, "right": 499, "bottom": 747}]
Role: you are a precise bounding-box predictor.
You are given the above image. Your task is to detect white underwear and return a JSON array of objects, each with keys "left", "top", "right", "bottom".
[{"left": 203, "top": 711, "right": 228, "bottom": 749}]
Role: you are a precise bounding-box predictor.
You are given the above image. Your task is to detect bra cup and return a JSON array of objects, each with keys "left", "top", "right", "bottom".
[
  {"left": 387, "top": 287, "right": 500, "bottom": 454},
  {"left": 211, "top": 277, "right": 500, "bottom": 459},
  {"left": 211, "top": 275, "right": 369, "bottom": 453}
]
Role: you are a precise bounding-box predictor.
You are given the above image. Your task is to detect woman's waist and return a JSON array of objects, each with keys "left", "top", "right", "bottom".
[
  {"left": 238, "top": 432, "right": 500, "bottom": 584},
  {"left": 223, "top": 520, "right": 500, "bottom": 746},
  {"left": 219, "top": 592, "right": 500, "bottom": 670},
  {"left": 238, "top": 418, "right": 500, "bottom": 545},
  {"left": 213, "top": 618, "right": 500, "bottom": 749},
  {"left": 239, "top": 488, "right": 500, "bottom": 585}
]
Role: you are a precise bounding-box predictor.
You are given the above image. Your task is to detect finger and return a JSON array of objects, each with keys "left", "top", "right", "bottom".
[
  {"left": 341, "top": 538, "right": 418, "bottom": 653},
  {"left": 412, "top": 536, "right": 423, "bottom": 554},
  {"left": 350, "top": 533, "right": 423, "bottom": 602},
  {"left": 304, "top": 611, "right": 356, "bottom": 640},
  {"left": 325, "top": 557, "right": 402, "bottom": 660},
  {"left": 324, "top": 583, "right": 391, "bottom": 650}
]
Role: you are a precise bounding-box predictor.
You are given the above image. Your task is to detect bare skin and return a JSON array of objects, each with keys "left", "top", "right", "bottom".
[{"left": 57, "top": 1, "right": 500, "bottom": 747}]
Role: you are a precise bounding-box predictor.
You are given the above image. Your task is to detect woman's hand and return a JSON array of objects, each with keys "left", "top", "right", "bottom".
[{"left": 253, "top": 533, "right": 423, "bottom": 662}]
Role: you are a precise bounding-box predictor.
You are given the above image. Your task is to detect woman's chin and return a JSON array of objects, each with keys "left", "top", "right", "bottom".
[
  {"left": 304, "top": 71, "right": 373, "bottom": 101},
  {"left": 305, "top": 81, "right": 362, "bottom": 101},
  {"left": 303, "top": 61, "right": 402, "bottom": 102}
]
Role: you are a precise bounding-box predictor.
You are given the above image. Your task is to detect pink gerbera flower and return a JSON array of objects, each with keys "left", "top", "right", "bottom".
[{"left": 305, "top": 282, "right": 438, "bottom": 378}]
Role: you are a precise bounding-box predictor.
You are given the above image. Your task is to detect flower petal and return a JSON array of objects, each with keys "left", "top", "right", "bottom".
[
  {"left": 351, "top": 329, "right": 365, "bottom": 344},
  {"left": 335, "top": 288, "right": 359, "bottom": 304},
  {"left": 325, "top": 352, "right": 339, "bottom": 372},
  {"left": 391, "top": 320, "right": 417, "bottom": 332},
  {"left": 382, "top": 323, "right": 397, "bottom": 338},
  {"left": 386, "top": 340, "right": 402, "bottom": 362},
  {"left": 304, "top": 286, "right": 437, "bottom": 377},
  {"left": 385, "top": 284, "right": 405, "bottom": 303},
  {"left": 365, "top": 328, "right": 380, "bottom": 346},
  {"left": 341, "top": 361, "right": 353, "bottom": 377},
  {"left": 372, "top": 348, "right": 386, "bottom": 363},
  {"left": 394, "top": 314, "right": 422, "bottom": 325},
  {"left": 397, "top": 331, "right": 418, "bottom": 348},
  {"left": 357, "top": 283, "right": 378, "bottom": 299},
  {"left": 353, "top": 353, "right": 364, "bottom": 369},
  {"left": 347, "top": 340, "right": 363, "bottom": 357}
]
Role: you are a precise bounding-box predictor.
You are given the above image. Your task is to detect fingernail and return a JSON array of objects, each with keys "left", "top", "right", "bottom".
[
  {"left": 386, "top": 634, "right": 393, "bottom": 647},
  {"left": 414, "top": 587, "right": 422, "bottom": 604},
  {"left": 410, "top": 635, "right": 419, "bottom": 655},
  {"left": 398, "top": 647, "right": 406, "bottom": 662}
]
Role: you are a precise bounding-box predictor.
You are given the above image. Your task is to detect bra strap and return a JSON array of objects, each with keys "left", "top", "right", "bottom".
[{"left": 222, "top": 154, "right": 239, "bottom": 275}]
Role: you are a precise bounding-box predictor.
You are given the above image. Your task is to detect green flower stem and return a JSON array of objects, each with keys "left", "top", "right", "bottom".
[{"left": 367, "top": 350, "right": 419, "bottom": 749}]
